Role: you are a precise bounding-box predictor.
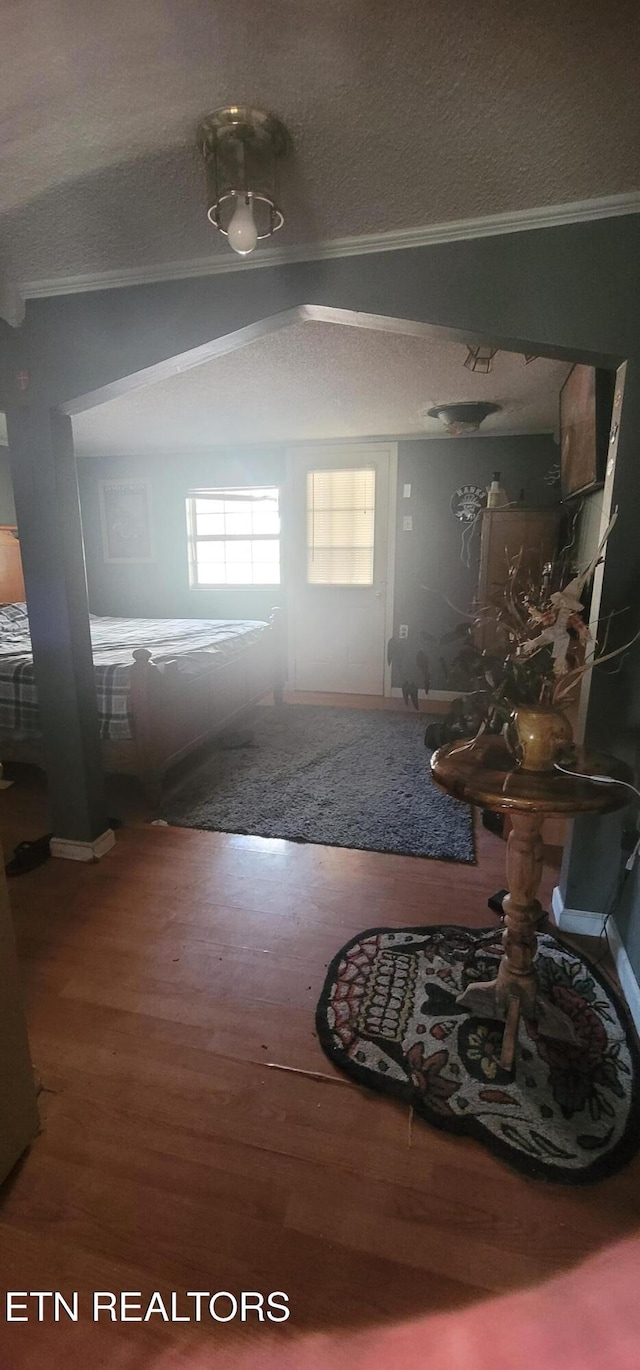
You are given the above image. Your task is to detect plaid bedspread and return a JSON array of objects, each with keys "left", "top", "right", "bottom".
[{"left": 0, "top": 606, "right": 269, "bottom": 742}]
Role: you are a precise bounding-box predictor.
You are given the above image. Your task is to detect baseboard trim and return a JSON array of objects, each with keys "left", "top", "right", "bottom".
[
  {"left": 552, "top": 887, "right": 640, "bottom": 1035},
  {"left": 551, "top": 885, "right": 606, "bottom": 936},
  {"left": 50, "top": 829, "right": 116, "bottom": 862},
  {"left": 390, "top": 688, "right": 460, "bottom": 703},
  {"left": 606, "top": 919, "right": 640, "bottom": 1038}
]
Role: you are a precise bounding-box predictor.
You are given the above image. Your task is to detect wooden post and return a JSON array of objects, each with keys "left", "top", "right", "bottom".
[
  {"left": 6, "top": 403, "right": 110, "bottom": 846},
  {"left": 269, "top": 605, "right": 287, "bottom": 705},
  {"left": 129, "top": 648, "right": 164, "bottom": 801}
]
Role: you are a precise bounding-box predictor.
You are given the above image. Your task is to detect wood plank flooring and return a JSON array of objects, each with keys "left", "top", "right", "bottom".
[{"left": 0, "top": 746, "right": 639, "bottom": 1367}]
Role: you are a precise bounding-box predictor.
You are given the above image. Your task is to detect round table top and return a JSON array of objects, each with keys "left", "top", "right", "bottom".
[{"left": 430, "top": 734, "right": 631, "bottom": 815}]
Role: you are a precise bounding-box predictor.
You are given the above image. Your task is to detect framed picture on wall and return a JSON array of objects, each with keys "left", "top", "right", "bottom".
[
  {"left": 559, "top": 365, "right": 615, "bottom": 500},
  {"left": 98, "top": 478, "right": 155, "bottom": 563}
]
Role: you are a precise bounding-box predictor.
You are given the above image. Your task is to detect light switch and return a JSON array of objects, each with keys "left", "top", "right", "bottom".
[
  {"left": 403, "top": 483, "right": 412, "bottom": 498},
  {"left": 403, "top": 515, "right": 413, "bottom": 531}
]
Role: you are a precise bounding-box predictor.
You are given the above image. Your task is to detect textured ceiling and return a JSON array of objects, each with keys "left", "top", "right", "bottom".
[
  {"left": 72, "top": 320, "right": 571, "bottom": 455},
  {"left": 1, "top": 0, "right": 639, "bottom": 290}
]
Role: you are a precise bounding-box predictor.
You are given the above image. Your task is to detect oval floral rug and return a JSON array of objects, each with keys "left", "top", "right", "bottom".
[{"left": 316, "top": 925, "right": 640, "bottom": 1183}]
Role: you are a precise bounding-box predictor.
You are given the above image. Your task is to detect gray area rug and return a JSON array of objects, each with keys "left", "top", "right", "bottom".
[{"left": 161, "top": 705, "right": 475, "bottom": 862}]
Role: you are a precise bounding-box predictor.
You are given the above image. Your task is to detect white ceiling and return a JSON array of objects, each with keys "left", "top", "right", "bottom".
[
  {"left": 1, "top": 0, "right": 639, "bottom": 297},
  {"left": 72, "top": 319, "right": 571, "bottom": 455}
]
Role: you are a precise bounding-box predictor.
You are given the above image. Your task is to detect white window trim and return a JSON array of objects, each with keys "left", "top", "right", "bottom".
[{"left": 186, "top": 485, "right": 281, "bottom": 590}]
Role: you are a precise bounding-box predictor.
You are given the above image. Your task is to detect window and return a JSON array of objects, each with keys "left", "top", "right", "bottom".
[
  {"left": 307, "top": 468, "right": 376, "bottom": 585},
  {"left": 186, "top": 486, "right": 281, "bottom": 587}
]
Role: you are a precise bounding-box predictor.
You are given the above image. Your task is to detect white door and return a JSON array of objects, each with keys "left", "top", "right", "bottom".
[{"left": 286, "top": 444, "right": 396, "bottom": 695}]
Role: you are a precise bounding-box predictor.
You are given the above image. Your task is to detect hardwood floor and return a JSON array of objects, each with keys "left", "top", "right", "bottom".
[{"left": 0, "top": 746, "right": 639, "bottom": 1367}]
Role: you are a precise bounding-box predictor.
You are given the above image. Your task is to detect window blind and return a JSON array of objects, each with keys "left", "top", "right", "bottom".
[{"left": 306, "top": 468, "right": 376, "bottom": 585}]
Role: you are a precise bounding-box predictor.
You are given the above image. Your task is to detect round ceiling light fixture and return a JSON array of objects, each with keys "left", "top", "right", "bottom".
[
  {"left": 426, "top": 401, "right": 502, "bottom": 436},
  {"left": 199, "top": 106, "right": 291, "bottom": 257}
]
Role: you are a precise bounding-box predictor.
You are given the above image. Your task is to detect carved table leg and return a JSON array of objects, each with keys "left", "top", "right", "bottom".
[
  {"left": 456, "top": 810, "right": 577, "bottom": 1071},
  {"left": 496, "top": 812, "right": 544, "bottom": 1019}
]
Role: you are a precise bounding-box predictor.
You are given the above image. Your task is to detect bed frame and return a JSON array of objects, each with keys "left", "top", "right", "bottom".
[
  {"left": 0, "top": 526, "right": 25, "bottom": 603},
  {"left": 0, "top": 526, "right": 286, "bottom": 797},
  {"left": 112, "top": 611, "right": 285, "bottom": 797}
]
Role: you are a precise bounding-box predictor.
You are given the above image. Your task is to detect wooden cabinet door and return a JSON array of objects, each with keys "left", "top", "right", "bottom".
[{"left": 476, "top": 509, "right": 561, "bottom": 652}]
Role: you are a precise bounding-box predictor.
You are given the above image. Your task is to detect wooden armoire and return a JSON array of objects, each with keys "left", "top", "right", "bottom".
[{"left": 475, "top": 507, "right": 562, "bottom": 652}]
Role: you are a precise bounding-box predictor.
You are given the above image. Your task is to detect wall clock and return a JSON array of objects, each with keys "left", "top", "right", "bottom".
[{"left": 450, "top": 485, "right": 486, "bottom": 522}]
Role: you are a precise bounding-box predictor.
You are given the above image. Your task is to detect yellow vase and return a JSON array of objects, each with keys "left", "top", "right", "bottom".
[{"left": 506, "top": 705, "right": 574, "bottom": 772}]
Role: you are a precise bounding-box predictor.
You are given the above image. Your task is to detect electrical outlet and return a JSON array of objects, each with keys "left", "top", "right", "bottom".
[
  {"left": 403, "top": 515, "right": 413, "bottom": 531},
  {"left": 403, "top": 483, "right": 412, "bottom": 498},
  {"left": 399, "top": 624, "right": 409, "bottom": 639}
]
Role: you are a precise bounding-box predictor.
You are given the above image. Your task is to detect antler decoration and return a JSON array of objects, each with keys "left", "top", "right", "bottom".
[{"left": 512, "top": 509, "right": 636, "bottom": 702}]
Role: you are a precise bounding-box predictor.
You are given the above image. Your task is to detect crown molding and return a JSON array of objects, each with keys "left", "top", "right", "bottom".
[
  {"left": 3, "top": 191, "right": 640, "bottom": 326},
  {"left": 73, "top": 426, "right": 556, "bottom": 459}
]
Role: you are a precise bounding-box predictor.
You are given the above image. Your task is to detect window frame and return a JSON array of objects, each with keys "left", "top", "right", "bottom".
[{"left": 186, "top": 485, "right": 282, "bottom": 590}]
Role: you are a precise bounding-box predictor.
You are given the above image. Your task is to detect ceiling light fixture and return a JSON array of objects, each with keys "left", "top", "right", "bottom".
[
  {"left": 463, "top": 345, "right": 498, "bottom": 374},
  {"left": 199, "top": 106, "right": 291, "bottom": 257},
  {"left": 427, "top": 401, "right": 502, "bottom": 436}
]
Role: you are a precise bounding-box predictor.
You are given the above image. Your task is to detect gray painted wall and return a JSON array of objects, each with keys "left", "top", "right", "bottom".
[
  {"left": 77, "top": 448, "right": 286, "bottom": 622},
  {"left": 393, "top": 434, "right": 559, "bottom": 689},
  {"left": 76, "top": 434, "right": 559, "bottom": 689},
  {"left": 10, "top": 217, "right": 639, "bottom": 412},
  {"left": 558, "top": 368, "right": 640, "bottom": 980}
]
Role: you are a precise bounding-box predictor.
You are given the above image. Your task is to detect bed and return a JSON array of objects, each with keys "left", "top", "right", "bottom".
[{"left": 0, "top": 526, "right": 285, "bottom": 796}]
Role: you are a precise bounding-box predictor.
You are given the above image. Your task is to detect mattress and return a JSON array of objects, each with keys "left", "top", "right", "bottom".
[{"left": 0, "top": 605, "right": 269, "bottom": 741}]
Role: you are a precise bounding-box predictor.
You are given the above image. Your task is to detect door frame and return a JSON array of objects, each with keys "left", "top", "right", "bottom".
[{"left": 284, "top": 441, "right": 398, "bottom": 697}]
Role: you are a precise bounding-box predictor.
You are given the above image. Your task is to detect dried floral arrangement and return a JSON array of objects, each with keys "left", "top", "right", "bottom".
[{"left": 388, "top": 509, "right": 640, "bottom": 747}]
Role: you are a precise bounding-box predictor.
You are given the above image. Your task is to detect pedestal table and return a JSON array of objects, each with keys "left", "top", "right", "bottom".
[{"left": 431, "top": 735, "right": 629, "bottom": 1071}]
